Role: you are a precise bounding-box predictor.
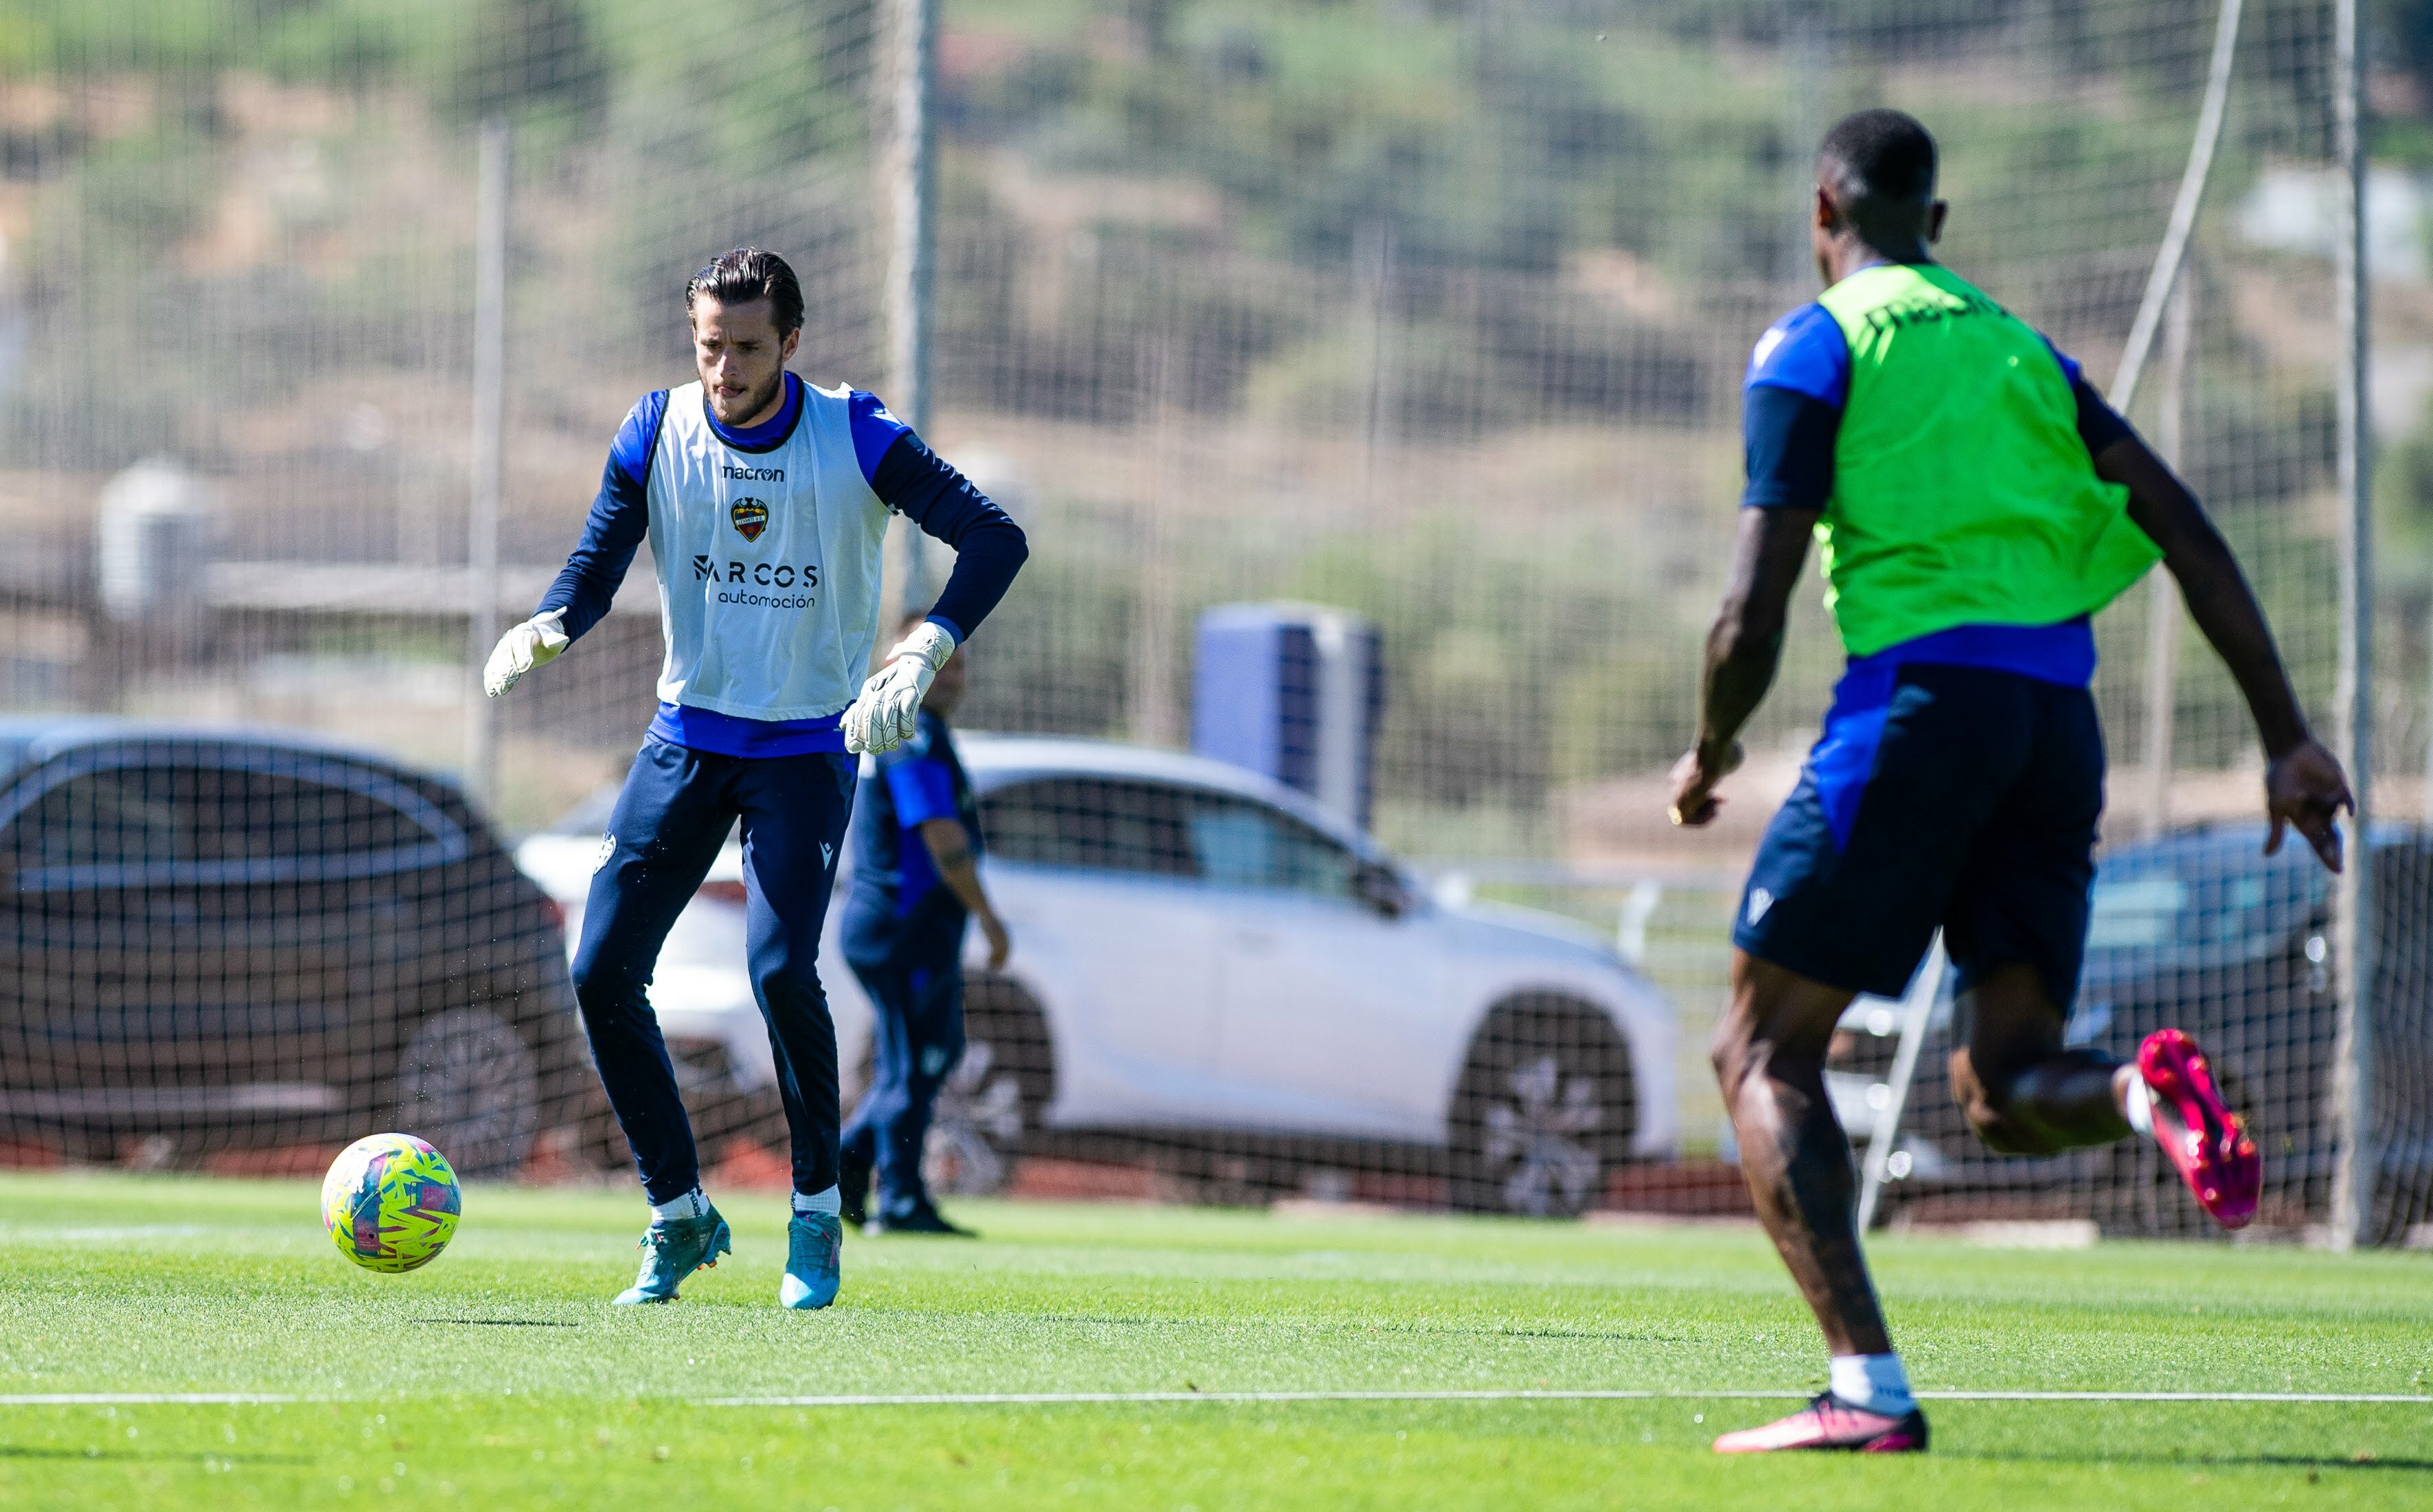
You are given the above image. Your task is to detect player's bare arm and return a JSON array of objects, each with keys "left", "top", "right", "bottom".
[
  {"left": 1669, "top": 505, "right": 1818, "bottom": 826},
  {"left": 2093, "top": 434, "right": 2353, "bottom": 871},
  {"left": 915, "top": 816, "right": 1011, "bottom": 969}
]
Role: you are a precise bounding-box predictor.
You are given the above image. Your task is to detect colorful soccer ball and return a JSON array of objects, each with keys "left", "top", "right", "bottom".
[{"left": 322, "top": 1132, "right": 461, "bottom": 1273}]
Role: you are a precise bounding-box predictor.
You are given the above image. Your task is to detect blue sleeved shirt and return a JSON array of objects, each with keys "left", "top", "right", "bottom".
[
  {"left": 534, "top": 374, "right": 1028, "bottom": 757},
  {"left": 880, "top": 742, "right": 962, "bottom": 917},
  {"left": 1735, "top": 288, "right": 2138, "bottom": 688}
]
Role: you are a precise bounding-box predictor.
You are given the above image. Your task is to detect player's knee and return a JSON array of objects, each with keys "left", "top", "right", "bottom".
[
  {"left": 1709, "top": 1018, "right": 1761, "bottom": 1101},
  {"left": 1708, "top": 1012, "right": 1822, "bottom": 1098},
  {"left": 1707, "top": 1022, "right": 1744, "bottom": 1087},
  {"left": 754, "top": 961, "right": 828, "bottom": 1013},
  {"left": 569, "top": 951, "right": 641, "bottom": 1021}
]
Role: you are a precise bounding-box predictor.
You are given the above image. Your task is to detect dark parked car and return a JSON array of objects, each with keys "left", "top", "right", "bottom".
[
  {"left": 1842, "top": 823, "right": 2433, "bottom": 1239},
  {"left": 0, "top": 719, "right": 584, "bottom": 1176}
]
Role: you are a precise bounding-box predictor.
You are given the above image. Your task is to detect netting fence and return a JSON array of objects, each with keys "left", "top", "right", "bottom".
[{"left": 1, "top": 0, "right": 2425, "bottom": 1241}]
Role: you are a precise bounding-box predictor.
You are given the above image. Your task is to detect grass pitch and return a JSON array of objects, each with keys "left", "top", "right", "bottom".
[{"left": 0, "top": 1173, "right": 2427, "bottom": 1509}]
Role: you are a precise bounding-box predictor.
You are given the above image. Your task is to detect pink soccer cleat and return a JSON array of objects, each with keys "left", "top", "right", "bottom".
[
  {"left": 1711, "top": 1394, "right": 1928, "bottom": 1454},
  {"left": 2137, "top": 1028, "right": 2260, "bottom": 1230}
]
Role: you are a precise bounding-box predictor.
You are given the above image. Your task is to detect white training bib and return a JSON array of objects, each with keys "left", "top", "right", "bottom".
[{"left": 643, "top": 380, "right": 890, "bottom": 721}]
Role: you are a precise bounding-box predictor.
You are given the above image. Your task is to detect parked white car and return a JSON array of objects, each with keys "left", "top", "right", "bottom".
[{"left": 516, "top": 735, "right": 1678, "bottom": 1216}]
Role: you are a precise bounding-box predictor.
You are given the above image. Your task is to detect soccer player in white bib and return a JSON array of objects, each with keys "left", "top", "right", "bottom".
[{"left": 484, "top": 248, "right": 1027, "bottom": 1309}]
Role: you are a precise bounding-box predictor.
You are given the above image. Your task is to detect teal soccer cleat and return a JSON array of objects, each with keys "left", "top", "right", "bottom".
[
  {"left": 780, "top": 1213, "right": 843, "bottom": 1310},
  {"left": 612, "top": 1209, "right": 732, "bottom": 1305}
]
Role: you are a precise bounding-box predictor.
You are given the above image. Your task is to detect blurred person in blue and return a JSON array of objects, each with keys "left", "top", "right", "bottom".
[
  {"left": 482, "top": 247, "right": 1027, "bottom": 1309},
  {"left": 836, "top": 613, "right": 1011, "bottom": 1236}
]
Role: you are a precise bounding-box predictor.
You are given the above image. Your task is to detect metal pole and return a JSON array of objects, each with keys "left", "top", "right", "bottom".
[
  {"left": 2328, "top": 0, "right": 2376, "bottom": 1250},
  {"left": 2140, "top": 279, "right": 2193, "bottom": 838},
  {"left": 1856, "top": 939, "right": 1946, "bottom": 1232},
  {"left": 1355, "top": 220, "right": 1393, "bottom": 509},
  {"left": 1130, "top": 337, "right": 1183, "bottom": 748},
  {"left": 2110, "top": 0, "right": 2242, "bottom": 411},
  {"left": 882, "top": 0, "right": 938, "bottom": 628},
  {"left": 464, "top": 116, "right": 510, "bottom": 812}
]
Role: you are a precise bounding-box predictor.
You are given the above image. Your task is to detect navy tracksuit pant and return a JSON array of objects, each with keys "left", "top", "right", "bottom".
[
  {"left": 838, "top": 953, "right": 966, "bottom": 1217},
  {"left": 569, "top": 737, "right": 854, "bottom": 1203}
]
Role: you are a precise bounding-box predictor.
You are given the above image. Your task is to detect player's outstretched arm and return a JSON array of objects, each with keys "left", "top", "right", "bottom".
[
  {"left": 1670, "top": 505, "right": 1818, "bottom": 826},
  {"left": 2097, "top": 434, "right": 2353, "bottom": 871},
  {"left": 490, "top": 394, "right": 661, "bottom": 698}
]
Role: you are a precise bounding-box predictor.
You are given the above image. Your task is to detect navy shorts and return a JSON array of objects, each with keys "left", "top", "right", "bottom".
[{"left": 1735, "top": 661, "right": 2104, "bottom": 1006}]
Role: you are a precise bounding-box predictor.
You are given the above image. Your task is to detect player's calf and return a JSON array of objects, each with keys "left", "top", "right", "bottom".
[
  {"left": 1947, "top": 965, "right": 2134, "bottom": 1156},
  {"left": 1947, "top": 1047, "right": 2128, "bottom": 1156}
]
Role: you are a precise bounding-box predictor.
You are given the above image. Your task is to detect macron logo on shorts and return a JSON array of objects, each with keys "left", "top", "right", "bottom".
[{"left": 1746, "top": 887, "right": 1775, "bottom": 926}]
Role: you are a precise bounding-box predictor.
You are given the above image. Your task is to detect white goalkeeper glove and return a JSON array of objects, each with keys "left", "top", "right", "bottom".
[
  {"left": 843, "top": 620, "right": 956, "bottom": 754},
  {"left": 483, "top": 608, "right": 569, "bottom": 698}
]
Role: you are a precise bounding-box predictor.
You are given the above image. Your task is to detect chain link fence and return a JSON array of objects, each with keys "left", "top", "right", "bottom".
[{"left": 2, "top": 0, "right": 2422, "bottom": 1239}]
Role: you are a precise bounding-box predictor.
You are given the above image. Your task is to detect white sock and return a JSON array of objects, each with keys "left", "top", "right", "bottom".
[
  {"left": 649, "top": 1187, "right": 711, "bottom": 1223},
  {"left": 793, "top": 1186, "right": 841, "bottom": 1217},
  {"left": 1828, "top": 1353, "right": 1916, "bottom": 1416},
  {"left": 2122, "top": 1075, "right": 2155, "bottom": 1137}
]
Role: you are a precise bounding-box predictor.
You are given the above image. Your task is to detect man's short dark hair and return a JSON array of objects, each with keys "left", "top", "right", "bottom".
[
  {"left": 685, "top": 247, "right": 804, "bottom": 334},
  {"left": 1819, "top": 109, "right": 1937, "bottom": 205}
]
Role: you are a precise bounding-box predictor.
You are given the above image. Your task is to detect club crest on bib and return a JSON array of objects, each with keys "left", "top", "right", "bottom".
[{"left": 730, "top": 496, "right": 769, "bottom": 542}]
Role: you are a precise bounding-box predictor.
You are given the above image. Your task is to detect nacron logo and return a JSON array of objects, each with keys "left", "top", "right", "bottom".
[
  {"left": 722, "top": 463, "right": 786, "bottom": 481},
  {"left": 730, "top": 496, "right": 769, "bottom": 542}
]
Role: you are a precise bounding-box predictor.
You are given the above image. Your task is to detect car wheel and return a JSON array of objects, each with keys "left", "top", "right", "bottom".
[
  {"left": 922, "top": 976, "right": 1054, "bottom": 1198},
  {"left": 396, "top": 1006, "right": 539, "bottom": 1179},
  {"left": 1448, "top": 995, "right": 1636, "bottom": 1218}
]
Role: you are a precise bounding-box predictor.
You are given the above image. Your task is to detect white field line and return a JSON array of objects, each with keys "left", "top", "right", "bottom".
[
  {"left": 3, "top": 1388, "right": 2429, "bottom": 1409},
  {"left": 0, "top": 1393, "right": 301, "bottom": 1405}
]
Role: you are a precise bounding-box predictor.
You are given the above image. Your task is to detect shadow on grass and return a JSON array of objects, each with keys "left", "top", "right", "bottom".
[
  {"left": 1952, "top": 1450, "right": 2433, "bottom": 1474},
  {"left": 410, "top": 1318, "right": 582, "bottom": 1328}
]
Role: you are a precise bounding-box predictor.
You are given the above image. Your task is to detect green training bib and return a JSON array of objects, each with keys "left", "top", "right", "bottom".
[{"left": 1811, "top": 263, "right": 2159, "bottom": 658}]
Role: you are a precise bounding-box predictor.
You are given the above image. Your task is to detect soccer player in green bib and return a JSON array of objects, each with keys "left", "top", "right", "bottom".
[{"left": 1671, "top": 111, "right": 2355, "bottom": 1454}]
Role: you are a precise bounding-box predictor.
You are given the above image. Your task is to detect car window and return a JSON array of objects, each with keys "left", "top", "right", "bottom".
[
  {"left": 979, "top": 777, "right": 1198, "bottom": 878},
  {"left": 1185, "top": 792, "right": 1356, "bottom": 899},
  {"left": 189, "top": 768, "right": 434, "bottom": 860},
  {"left": 4, "top": 761, "right": 446, "bottom": 875},
  {"left": 7, "top": 768, "right": 187, "bottom": 867},
  {"left": 2083, "top": 844, "right": 2320, "bottom": 970}
]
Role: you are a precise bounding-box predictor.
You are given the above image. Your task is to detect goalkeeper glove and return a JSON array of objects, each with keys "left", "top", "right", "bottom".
[
  {"left": 483, "top": 608, "right": 569, "bottom": 698},
  {"left": 843, "top": 620, "right": 956, "bottom": 754}
]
